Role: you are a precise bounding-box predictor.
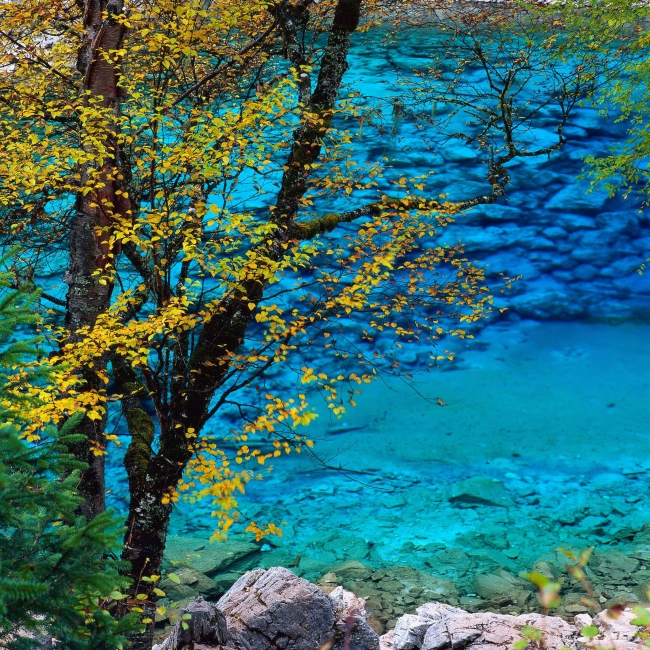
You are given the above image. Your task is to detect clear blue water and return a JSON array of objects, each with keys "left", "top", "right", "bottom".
[{"left": 98, "top": 22, "right": 650, "bottom": 601}]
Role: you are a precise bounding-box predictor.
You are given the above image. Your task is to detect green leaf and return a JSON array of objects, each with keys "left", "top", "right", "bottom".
[
  {"left": 153, "top": 587, "right": 166, "bottom": 597},
  {"left": 167, "top": 572, "right": 181, "bottom": 584},
  {"left": 521, "top": 626, "right": 543, "bottom": 641},
  {"left": 581, "top": 626, "right": 599, "bottom": 638},
  {"left": 182, "top": 613, "right": 192, "bottom": 620},
  {"left": 181, "top": 622, "right": 189, "bottom": 630},
  {"left": 136, "top": 593, "right": 147, "bottom": 600},
  {"left": 110, "top": 591, "right": 128, "bottom": 600},
  {"left": 513, "top": 640, "right": 528, "bottom": 650},
  {"left": 522, "top": 572, "right": 549, "bottom": 588},
  {"left": 632, "top": 607, "right": 650, "bottom": 627},
  {"left": 578, "top": 547, "right": 594, "bottom": 566}
]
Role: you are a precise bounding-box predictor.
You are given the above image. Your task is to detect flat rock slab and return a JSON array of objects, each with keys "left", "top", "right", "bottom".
[
  {"left": 386, "top": 603, "right": 578, "bottom": 650},
  {"left": 422, "top": 612, "right": 577, "bottom": 650},
  {"left": 164, "top": 535, "right": 260, "bottom": 576},
  {"left": 448, "top": 477, "right": 513, "bottom": 508}
]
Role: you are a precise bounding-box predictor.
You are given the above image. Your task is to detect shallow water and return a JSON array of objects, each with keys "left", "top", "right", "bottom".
[{"left": 169, "top": 320, "right": 650, "bottom": 578}]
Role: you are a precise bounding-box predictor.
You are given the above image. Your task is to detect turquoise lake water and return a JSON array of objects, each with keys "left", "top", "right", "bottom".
[{"left": 96, "top": 19, "right": 650, "bottom": 603}]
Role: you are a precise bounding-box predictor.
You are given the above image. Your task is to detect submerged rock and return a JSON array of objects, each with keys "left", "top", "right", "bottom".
[
  {"left": 164, "top": 535, "right": 261, "bottom": 577},
  {"left": 473, "top": 571, "right": 532, "bottom": 606},
  {"left": 448, "top": 477, "right": 513, "bottom": 508}
]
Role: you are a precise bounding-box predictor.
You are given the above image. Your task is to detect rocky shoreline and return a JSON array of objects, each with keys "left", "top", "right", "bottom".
[
  {"left": 153, "top": 566, "right": 648, "bottom": 650},
  {"left": 154, "top": 522, "right": 650, "bottom": 643},
  {"left": 157, "top": 510, "right": 650, "bottom": 636}
]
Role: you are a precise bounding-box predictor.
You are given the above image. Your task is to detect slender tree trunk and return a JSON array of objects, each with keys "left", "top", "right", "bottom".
[
  {"left": 64, "top": 0, "right": 128, "bottom": 520},
  {"left": 113, "top": 2, "right": 362, "bottom": 648}
]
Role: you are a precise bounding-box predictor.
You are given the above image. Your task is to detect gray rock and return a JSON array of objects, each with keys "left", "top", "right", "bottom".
[
  {"left": 420, "top": 609, "right": 577, "bottom": 650},
  {"left": 416, "top": 603, "right": 466, "bottom": 621},
  {"left": 391, "top": 604, "right": 468, "bottom": 650},
  {"left": 448, "top": 477, "right": 513, "bottom": 508},
  {"left": 380, "top": 629, "right": 395, "bottom": 650},
  {"left": 392, "top": 614, "right": 431, "bottom": 650},
  {"left": 153, "top": 596, "right": 228, "bottom": 650},
  {"left": 329, "top": 586, "right": 380, "bottom": 650},
  {"left": 421, "top": 613, "right": 482, "bottom": 650},
  {"left": 217, "top": 567, "right": 335, "bottom": 650},
  {"left": 584, "top": 607, "right": 644, "bottom": 650}
]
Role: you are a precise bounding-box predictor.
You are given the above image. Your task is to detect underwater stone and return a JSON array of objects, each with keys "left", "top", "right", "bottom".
[
  {"left": 448, "top": 476, "right": 513, "bottom": 508},
  {"left": 466, "top": 203, "right": 522, "bottom": 223},
  {"left": 543, "top": 226, "right": 568, "bottom": 240},
  {"left": 328, "top": 559, "right": 374, "bottom": 582},
  {"left": 164, "top": 535, "right": 261, "bottom": 577},
  {"left": 211, "top": 572, "right": 243, "bottom": 597},
  {"left": 439, "top": 225, "right": 508, "bottom": 252},
  {"left": 481, "top": 252, "right": 541, "bottom": 281},
  {"left": 600, "top": 256, "right": 645, "bottom": 277},
  {"left": 322, "top": 535, "right": 370, "bottom": 561},
  {"left": 441, "top": 145, "right": 477, "bottom": 162},
  {"left": 555, "top": 213, "right": 597, "bottom": 232},
  {"left": 510, "top": 290, "right": 587, "bottom": 319},
  {"left": 473, "top": 572, "right": 530, "bottom": 603},
  {"left": 383, "top": 494, "right": 408, "bottom": 509},
  {"left": 547, "top": 185, "right": 609, "bottom": 213},
  {"left": 595, "top": 211, "right": 641, "bottom": 236},
  {"left": 572, "top": 264, "right": 599, "bottom": 281},
  {"left": 571, "top": 246, "right": 613, "bottom": 263}
]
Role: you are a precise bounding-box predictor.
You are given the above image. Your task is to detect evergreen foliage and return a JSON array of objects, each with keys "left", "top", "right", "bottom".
[{"left": 0, "top": 257, "right": 138, "bottom": 649}]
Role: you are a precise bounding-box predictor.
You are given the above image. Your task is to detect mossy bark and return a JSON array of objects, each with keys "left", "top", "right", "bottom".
[
  {"left": 65, "top": 0, "right": 129, "bottom": 522},
  {"left": 111, "top": 3, "right": 363, "bottom": 648}
]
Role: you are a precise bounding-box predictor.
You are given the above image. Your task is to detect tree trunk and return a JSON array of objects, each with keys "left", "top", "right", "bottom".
[{"left": 64, "top": 0, "right": 129, "bottom": 520}]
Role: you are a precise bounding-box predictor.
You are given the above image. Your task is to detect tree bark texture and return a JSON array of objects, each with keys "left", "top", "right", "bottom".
[
  {"left": 65, "top": 0, "right": 129, "bottom": 521},
  {"left": 113, "top": 1, "right": 362, "bottom": 647}
]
